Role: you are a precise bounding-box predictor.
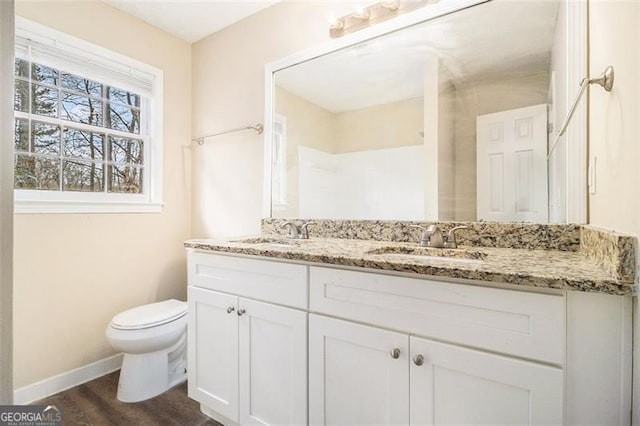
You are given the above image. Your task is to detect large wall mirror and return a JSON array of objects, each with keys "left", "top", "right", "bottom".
[{"left": 265, "top": 0, "right": 586, "bottom": 223}]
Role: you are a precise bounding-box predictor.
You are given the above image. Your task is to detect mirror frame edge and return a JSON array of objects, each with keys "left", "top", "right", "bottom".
[
  {"left": 565, "top": 0, "right": 588, "bottom": 224},
  {"left": 262, "top": 0, "right": 588, "bottom": 225}
]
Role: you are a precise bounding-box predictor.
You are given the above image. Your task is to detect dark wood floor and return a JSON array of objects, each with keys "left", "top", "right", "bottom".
[{"left": 37, "top": 371, "right": 222, "bottom": 426}]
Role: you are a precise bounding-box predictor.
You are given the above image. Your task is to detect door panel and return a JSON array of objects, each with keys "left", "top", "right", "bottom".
[
  {"left": 187, "top": 287, "right": 239, "bottom": 421},
  {"left": 309, "top": 314, "right": 409, "bottom": 426},
  {"left": 410, "top": 336, "right": 563, "bottom": 426},
  {"left": 239, "top": 299, "right": 307, "bottom": 426},
  {"left": 477, "top": 104, "right": 548, "bottom": 222}
]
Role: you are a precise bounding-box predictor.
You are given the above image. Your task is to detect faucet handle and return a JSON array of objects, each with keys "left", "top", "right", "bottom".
[
  {"left": 444, "top": 225, "right": 469, "bottom": 249},
  {"left": 409, "top": 225, "right": 429, "bottom": 247},
  {"left": 281, "top": 221, "right": 299, "bottom": 239},
  {"left": 300, "top": 221, "right": 315, "bottom": 239}
]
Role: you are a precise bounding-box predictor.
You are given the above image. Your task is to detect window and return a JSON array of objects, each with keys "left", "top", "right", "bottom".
[
  {"left": 271, "top": 114, "right": 287, "bottom": 209},
  {"left": 13, "top": 18, "right": 163, "bottom": 213}
]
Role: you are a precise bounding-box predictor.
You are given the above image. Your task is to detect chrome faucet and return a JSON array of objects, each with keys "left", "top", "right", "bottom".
[
  {"left": 300, "top": 221, "right": 315, "bottom": 239},
  {"left": 281, "top": 221, "right": 314, "bottom": 239},
  {"left": 409, "top": 224, "right": 445, "bottom": 248},
  {"left": 443, "top": 225, "right": 469, "bottom": 249},
  {"left": 281, "top": 222, "right": 299, "bottom": 239}
]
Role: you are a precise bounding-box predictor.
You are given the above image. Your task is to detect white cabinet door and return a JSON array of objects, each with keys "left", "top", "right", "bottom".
[
  {"left": 238, "top": 298, "right": 307, "bottom": 426},
  {"left": 188, "top": 287, "right": 239, "bottom": 422},
  {"left": 410, "top": 336, "right": 563, "bottom": 426},
  {"left": 309, "top": 314, "right": 409, "bottom": 426}
]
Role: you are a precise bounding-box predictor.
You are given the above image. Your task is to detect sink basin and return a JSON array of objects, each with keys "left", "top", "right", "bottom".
[
  {"left": 230, "top": 237, "right": 302, "bottom": 247},
  {"left": 366, "top": 246, "right": 487, "bottom": 263}
]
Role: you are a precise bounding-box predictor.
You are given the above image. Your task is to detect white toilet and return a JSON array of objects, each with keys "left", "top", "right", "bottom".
[{"left": 106, "top": 299, "right": 188, "bottom": 402}]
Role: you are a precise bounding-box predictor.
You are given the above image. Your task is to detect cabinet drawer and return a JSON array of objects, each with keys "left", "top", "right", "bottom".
[
  {"left": 310, "top": 266, "right": 565, "bottom": 365},
  {"left": 188, "top": 251, "right": 308, "bottom": 309}
]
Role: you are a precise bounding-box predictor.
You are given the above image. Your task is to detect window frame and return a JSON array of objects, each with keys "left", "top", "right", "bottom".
[{"left": 13, "top": 17, "right": 164, "bottom": 214}]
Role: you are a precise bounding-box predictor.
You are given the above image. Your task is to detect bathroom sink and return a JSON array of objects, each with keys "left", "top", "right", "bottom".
[
  {"left": 366, "top": 246, "right": 487, "bottom": 264},
  {"left": 230, "top": 237, "right": 303, "bottom": 247}
]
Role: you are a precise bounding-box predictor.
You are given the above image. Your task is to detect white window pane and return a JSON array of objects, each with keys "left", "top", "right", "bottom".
[
  {"left": 61, "top": 72, "right": 102, "bottom": 98},
  {"left": 63, "top": 160, "right": 104, "bottom": 192},
  {"left": 108, "top": 165, "right": 143, "bottom": 193},
  {"left": 32, "top": 83, "right": 58, "bottom": 118},
  {"left": 14, "top": 154, "right": 60, "bottom": 190},
  {"left": 14, "top": 80, "right": 29, "bottom": 112},
  {"left": 107, "top": 103, "right": 140, "bottom": 134},
  {"left": 31, "top": 62, "right": 58, "bottom": 86},
  {"left": 109, "top": 136, "right": 143, "bottom": 165},
  {"left": 64, "top": 128, "right": 105, "bottom": 161},
  {"left": 14, "top": 118, "right": 29, "bottom": 152},
  {"left": 32, "top": 121, "right": 61, "bottom": 156},
  {"left": 14, "top": 58, "right": 29, "bottom": 78},
  {"left": 108, "top": 86, "right": 140, "bottom": 108},
  {"left": 61, "top": 92, "right": 103, "bottom": 126}
]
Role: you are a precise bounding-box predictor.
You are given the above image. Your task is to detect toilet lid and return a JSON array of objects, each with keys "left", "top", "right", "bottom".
[{"left": 111, "top": 299, "right": 187, "bottom": 330}]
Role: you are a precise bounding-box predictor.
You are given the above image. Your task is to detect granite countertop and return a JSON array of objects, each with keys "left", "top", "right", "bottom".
[{"left": 184, "top": 236, "right": 634, "bottom": 296}]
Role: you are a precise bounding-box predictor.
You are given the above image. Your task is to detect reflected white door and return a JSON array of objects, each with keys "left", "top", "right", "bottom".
[
  {"left": 238, "top": 298, "right": 307, "bottom": 426},
  {"left": 476, "top": 104, "right": 548, "bottom": 222},
  {"left": 309, "top": 314, "right": 409, "bottom": 426},
  {"left": 410, "top": 336, "right": 563, "bottom": 425}
]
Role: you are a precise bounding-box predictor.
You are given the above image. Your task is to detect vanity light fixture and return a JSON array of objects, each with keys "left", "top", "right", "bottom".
[{"left": 330, "top": 0, "right": 430, "bottom": 38}]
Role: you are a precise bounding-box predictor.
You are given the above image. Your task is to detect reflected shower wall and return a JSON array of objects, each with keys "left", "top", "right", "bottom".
[{"left": 298, "top": 145, "right": 425, "bottom": 220}]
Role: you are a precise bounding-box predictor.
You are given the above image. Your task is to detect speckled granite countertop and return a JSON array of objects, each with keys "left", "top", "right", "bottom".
[{"left": 184, "top": 236, "right": 635, "bottom": 296}]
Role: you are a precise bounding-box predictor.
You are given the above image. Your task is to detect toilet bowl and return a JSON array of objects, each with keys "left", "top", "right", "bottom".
[{"left": 106, "top": 299, "right": 187, "bottom": 402}]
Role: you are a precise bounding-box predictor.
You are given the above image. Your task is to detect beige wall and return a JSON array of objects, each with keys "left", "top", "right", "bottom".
[
  {"left": 192, "top": 1, "right": 354, "bottom": 238},
  {"left": 273, "top": 86, "right": 335, "bottom": 218},
  {"left": 14, "top": 1, "right": 191, "bottom": 389},
  {"left": 334, "top": 97, "right": 423, "bottom": 154},
  {"left": 589, "top": 1, "right": 639, "bottom": 236},
  {"left": 587, "top": 1, "right": 639, "bottom": 422}
]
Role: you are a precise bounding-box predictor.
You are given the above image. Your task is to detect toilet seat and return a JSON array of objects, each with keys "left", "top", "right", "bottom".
[{"left": 111, "top": 299, "right": 187, "bottom": 330}]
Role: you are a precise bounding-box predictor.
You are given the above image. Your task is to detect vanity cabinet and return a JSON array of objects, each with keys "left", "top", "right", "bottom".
[
  {"left": 309, "top": 314, "right": 563, "bottom": 426},
  {"left": 188, "top": 287, "right": 239, "bottom": 420},
  {"left": 308, "top": 315, "right": 410, "bottom": 425},
  {"left": 187, "top": 251, "right": 631, "bottom": 426},
  {"left": 409, "top": 336, "right": 563, "bottom": 425},
  {"left": 187, "top": 253, "right": 308, "bottom": 426}
]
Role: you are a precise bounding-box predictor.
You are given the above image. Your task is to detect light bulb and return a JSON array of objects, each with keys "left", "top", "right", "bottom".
[
  {"left": 329, "top": 17, "right": 344, "bottom": 31},
  {"left": 353, "top": 6, "right": 370, "bottom": 21},
  {"left": 381, "top": 0, "right": 400, "bottom": 11}
]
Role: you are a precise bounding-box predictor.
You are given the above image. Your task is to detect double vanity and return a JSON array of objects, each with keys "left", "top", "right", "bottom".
[
  {"left": 184, "top": 220, "right": 635, "bottom": 426},
  {"left": 185, "top": 0, "right": 634, "bottom": 423}
]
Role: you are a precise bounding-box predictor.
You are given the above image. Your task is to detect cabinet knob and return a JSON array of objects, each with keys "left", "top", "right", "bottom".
[
  {"left": 226, "top": 306, "right": 235, "bottom": 314},
  {"left": 389, "top": 348, "right": 401, "bottom": 359},
  {"left": 413, "top": 355, "right": 424, "bottom": 366},
  {"left": 237, "top": 308, "right": 246, "bottom": 317}
]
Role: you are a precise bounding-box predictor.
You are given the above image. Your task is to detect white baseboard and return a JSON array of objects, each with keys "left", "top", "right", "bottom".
[{"left": 13, "top": 353, "right": 123, "bottom": 404}]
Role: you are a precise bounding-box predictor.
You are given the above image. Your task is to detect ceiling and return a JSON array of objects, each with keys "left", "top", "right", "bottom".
[
  {"left": 102, "top": 0, "right": 280, "bottom": 42},
  {"left": 275, "top": 0, "right": 560, "bottom": 112}
]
